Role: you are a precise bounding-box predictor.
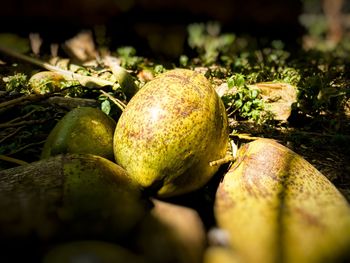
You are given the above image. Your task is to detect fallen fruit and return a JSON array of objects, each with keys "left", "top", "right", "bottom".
[
  {"left": 133, "top": 199, "right": 206, "bottom": 263},
  {"left": 43, "top": 240, "right": 147, "bottom": 263},
  {"left": 214, "top": 138, "right": 350, "bottom": 263},
  {"left": 114, "top": 68, "right": 229, "bottom": 197},
  {"left": 0, "top": 154, "right": 150, "bottom": 243},
  {"left": 41, "top": 107, "right": 116, "bottom": 160},
  {"left": 203, "top": 246, "right": 241, "bottom": 263}
]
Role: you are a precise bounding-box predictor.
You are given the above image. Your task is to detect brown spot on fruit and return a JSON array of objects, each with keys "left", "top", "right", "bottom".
[{"left": 113, "top": 68, "right": 229, "bottom": 197}]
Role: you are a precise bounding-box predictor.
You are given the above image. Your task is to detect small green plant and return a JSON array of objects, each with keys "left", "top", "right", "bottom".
[
  {"left": 153, "top": 64, "right": 166, "bottom": 75},
  {"left": 116, "top": 46, "right": 143, "bottom": 70},
  {"left": 179, "top": 55, "right": 189, "bottom": 67},
  {"left": 222, "top": 74, "right": 268, "bottom": 123},
  {"left": 297, "top": 74, "right": 349, "bottom": 117},
  {"left": 2, "top": 73, "right": 28, "bottom": 93},
  {"left": 187, "top": 22, "right": 235, "bottom": 65},
  {"left": 100, "top": 97, "right": 111, "bottom": 115}
]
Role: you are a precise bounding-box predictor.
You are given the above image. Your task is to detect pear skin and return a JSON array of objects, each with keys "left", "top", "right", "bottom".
[
  {"left": 114, "top": 68, "right": 229, "bottom": 197},
  {"left": 214, "top": 139, "right": 350, "bottom": 263}
]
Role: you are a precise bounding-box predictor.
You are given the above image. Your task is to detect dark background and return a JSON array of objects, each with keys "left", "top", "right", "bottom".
[{"left": 0, "top": 0, "right": 304, "bottom": 57}]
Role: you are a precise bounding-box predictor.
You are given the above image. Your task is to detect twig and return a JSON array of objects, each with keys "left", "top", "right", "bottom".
[
  {"left": 0, "top": 155, "right": 28, "bottom": 166},
  {"left": 8, "top": 140, "right": 46, "bottom": 155},
  {"left": 0, "top": 94, "right": 45, "bottom": 109},
  {"left": 45, "top": 96, "right": 99, "bottom": 109},
  {"left": 99, "top": 90, "right": 126, "bottom": 112},
  {"left": 231, "top": 133, "right": 263, "bottom": 141},
  {"left": 0, "top": 127, "right": 23, "bottom": 144},
  {"left": 209, "top": 155, "right": 236, "bottom": 167},
  {"left": 0, "top": 45, "right": 117, "bottom": 89},
  {"left": 7, "top": 109, "right": 37, "bottom": 124},
  {"left": 0, "top": 119, "right": 46, "bottom": 129}
]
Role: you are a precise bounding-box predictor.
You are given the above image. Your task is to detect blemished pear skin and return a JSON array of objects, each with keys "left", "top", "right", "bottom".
[
  {"left": 214, "top": 138, "right": 350, "bottom": 263},
  {"left": 114, "top": 68, "right": 229, "bottom": 197},
  {"left": 41, "top": 107, "right": 116, "bottom": 160},
  {"left": 0, "top": 154, "right": 150, "bottom": 243}
]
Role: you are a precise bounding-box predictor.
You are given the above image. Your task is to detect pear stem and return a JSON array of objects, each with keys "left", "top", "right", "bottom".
[{"left": 209, "top": 155, "right": 235, "bottom": 167}]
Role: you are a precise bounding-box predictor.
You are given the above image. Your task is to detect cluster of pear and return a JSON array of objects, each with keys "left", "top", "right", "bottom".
[{"left": 0, "top": 69, "right": 349, "bottom": 263}]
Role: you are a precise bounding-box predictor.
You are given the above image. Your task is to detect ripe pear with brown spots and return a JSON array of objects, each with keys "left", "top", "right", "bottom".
[
  {"left": 214, "top": 138, "right": 350, "bottom": 263},
  {"left": 114, "top": 68, "right": 229, "bottom": 197},
  {"left": 0, "top": 154, "right": 150, "bottom": 243}
]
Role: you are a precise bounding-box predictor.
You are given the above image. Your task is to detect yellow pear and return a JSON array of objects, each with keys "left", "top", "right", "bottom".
[
  {"left": 214, "top": 139, "right": 350, "bottom": 263},
  {"left": 114, "top": 68, "right": 229, "bottom": 197}
]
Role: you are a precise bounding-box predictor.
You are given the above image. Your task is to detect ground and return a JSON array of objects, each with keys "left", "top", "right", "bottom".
[
  {"left": 0, "top": 23, "right": 349, "bottom": 210},
  {"left": 0, "top": 22, "right": 350, "bottom": 262}
]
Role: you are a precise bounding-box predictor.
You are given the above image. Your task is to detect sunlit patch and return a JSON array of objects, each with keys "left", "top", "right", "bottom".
[{"left": 148, "top": 106, "right": 166, "bottom": 122}]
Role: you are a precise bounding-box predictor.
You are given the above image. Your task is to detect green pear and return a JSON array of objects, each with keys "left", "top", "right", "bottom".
[
  {"left": 41, "top": 107, "right": 116, "bottom": 160},
  {"left": 114, "top": 68, "right": 229, "bottom": 197},
  {"left": 0, "top": 154, "right": 150, "bottom": 243}
]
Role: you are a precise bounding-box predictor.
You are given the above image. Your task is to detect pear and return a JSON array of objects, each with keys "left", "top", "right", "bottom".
[
  {"left": 203, "top": 246, "right": 242, "bottom": 263},
  {"left": 0, "top": 154, "right": 150, "bottom": 243},
  {"left": 114, "top": 68, "right": 229, "bottom": 197},
  {"left": 133, "top": 199, "right": 206, "bottom": 263},
  {"left": 41, "top": 107, "right": 116, "bottom": 160},
  {"left": 214, "top": 138, "right": 350, "bottom": 263},
  {"left": 43, "top": 240, "right": 147, "bottom": 263}
]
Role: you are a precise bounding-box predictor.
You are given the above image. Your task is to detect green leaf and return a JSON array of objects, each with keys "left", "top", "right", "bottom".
[
  {"left": 250, "top": 89, "right": 259, "bottom": 99},
  {"left": 179, "top": 55, "right": 189, "bottom": 67},
  {"left": 234, "top": 74, "right": 246, "bottom": 87},
  {"left": 234, "top": 100, "right": 243, "bottom": 109},
  {"left": 117, "top": 46, "right": 136, "bottom": 57},
  {"left": 3, "top": 73, "right": 28, "bottom": 93},
  {"left": 101, "top": 100, "right": 111, "bottom": 115},
  {"left": 227, "top": 77, "right": 235, "bottom": 89},
  {"left": 242, "top": 103, "right": 251, "bottom": 112}
]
